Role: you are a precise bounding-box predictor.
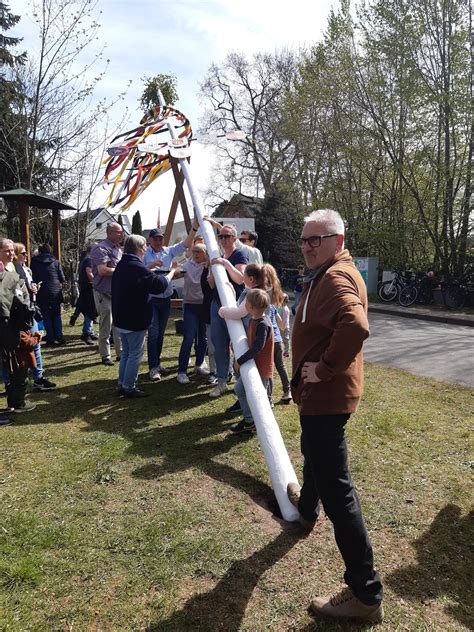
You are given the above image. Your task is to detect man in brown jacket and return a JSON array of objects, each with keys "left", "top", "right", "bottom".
[{"left": 288, "top": 209, "right": 383, "bottom": 623}]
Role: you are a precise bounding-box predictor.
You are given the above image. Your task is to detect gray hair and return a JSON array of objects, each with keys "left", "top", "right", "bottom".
[
  {"left": 0, "top": 238, "right": 14, "bottom": 249},
  {"left": 304, "top": 209, "right": 345, "bottom": 235},
  {"left": 220, "top": 224, "right": 237, "bottom": 237},
  {"left": 124, "top": 234, "right": 146, "bottom": 254}
]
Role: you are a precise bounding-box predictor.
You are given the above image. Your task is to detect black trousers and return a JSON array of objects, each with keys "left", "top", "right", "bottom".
[
  {"left": 6, "top": 366, "right": 28, "bottom": 408},
  {"left": 299, "top": 414, "right": 383, "bottom": 605}
]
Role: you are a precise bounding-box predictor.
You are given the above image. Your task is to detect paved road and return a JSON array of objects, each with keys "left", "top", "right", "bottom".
[{"left": 365, "top": 312, "right": 474, "bottom": 387}]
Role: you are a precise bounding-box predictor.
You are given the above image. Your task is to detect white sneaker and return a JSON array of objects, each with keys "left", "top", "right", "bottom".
[
  {"left": 209, "top": 382, "right": 228, "bottom": 397},
  {"left": 195, "top": 363, "right": 210, "bottom": 375},
  {"left": 157, "top": 364, "right": 171, "bottom": 376},
  {"left": 177, "top": 373, "right": 190, "bottom": 385},
  {"left": 149, "top": 367, "right": 161, "bottom": 382}
]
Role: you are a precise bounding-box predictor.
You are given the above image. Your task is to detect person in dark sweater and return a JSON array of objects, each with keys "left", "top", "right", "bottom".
[
  {"left": 71, "top": 245, "right": 98, "bottom": 345},
  {"left": 30, "top": 244, "right": 65, "bottom": 345},
  {"left": 111, "top": 234, "right": 177, "bottom": 398},
  {"left": 229, "top": 288, "right": 274, "bottom": 434}
]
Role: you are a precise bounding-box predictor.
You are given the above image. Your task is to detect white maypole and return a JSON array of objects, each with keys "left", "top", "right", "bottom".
[{"left": 159, "top": 91, "right": 299, "bottom": 522}]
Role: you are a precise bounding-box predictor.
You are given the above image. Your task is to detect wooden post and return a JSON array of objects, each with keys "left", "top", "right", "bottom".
[
  {"left": 163, "top": 157, "right": 191, "bottom": 245},
  {"left": 164, "top": 188, "right": 180, "bottom": 246},
  {"left": 170, "top": 158, "right": 192, "bottom": 232},
  {"left": 52, "top": 208, "right": 61, "bottom": 261},
  {"left": 18, "top": 201, "right": 31, "bottom": 258}
]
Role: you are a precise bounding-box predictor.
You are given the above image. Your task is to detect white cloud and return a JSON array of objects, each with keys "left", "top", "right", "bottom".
[{"left": 10, "top": 0, "right": 336, "bottom": 226}]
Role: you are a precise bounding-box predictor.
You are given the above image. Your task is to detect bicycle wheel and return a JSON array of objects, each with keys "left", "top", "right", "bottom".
[
  {"left": 398, "top": 285, "right": 418, "bottom": 307},
  {"left": 378, "top": 280, "right": 398, "bottom": 302},
  {"left": 443, "top": 287, "right": 465, "bottom": 310}
]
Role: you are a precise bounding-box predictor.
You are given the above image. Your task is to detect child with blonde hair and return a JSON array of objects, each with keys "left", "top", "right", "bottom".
[
  {"left": 219, "top": 263, "right": 291, "bottom": 404},
  {"left": 278, "top": 293, "right": 291, "bottom": 358},
  {"left": 228, "top": 288, "right": 274, "bottom": 434},
  {"left": 261, "top": 264, "right": 291, "bottom": 404}
]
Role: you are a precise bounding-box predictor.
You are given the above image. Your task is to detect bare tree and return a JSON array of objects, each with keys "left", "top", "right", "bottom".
[
  {"left": 5, "top": 0, "right": 130, "bottom": 200},
  {"left": 199, "top": 50, "right": 298, "bottom": 203}
]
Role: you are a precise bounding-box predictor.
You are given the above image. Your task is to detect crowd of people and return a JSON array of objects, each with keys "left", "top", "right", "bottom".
[
  {"left": 0, "top": 208, "right": 384, "bottom": 623},
  {"left": 82, "top": 217, "right": 290, "bottom": 408},
  {"left": 0, "top": 220, "right": 279, "bottom": 408},
  {"left": 0, "top": 238, "right": 59, "bottom": 421}
]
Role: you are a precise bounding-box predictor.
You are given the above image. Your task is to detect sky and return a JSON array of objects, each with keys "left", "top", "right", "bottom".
[{"left": 11, "top": 0, "right": 337, "bottom": 227}]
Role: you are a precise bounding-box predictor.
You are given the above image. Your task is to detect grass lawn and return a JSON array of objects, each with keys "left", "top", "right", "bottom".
[{"left": 1, "top": 311, "right": 472, "bottom": 631}]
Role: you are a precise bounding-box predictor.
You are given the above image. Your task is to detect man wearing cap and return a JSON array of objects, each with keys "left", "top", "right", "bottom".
[{"left": 144, "top": 220, "right": 199, "bottom": 381}]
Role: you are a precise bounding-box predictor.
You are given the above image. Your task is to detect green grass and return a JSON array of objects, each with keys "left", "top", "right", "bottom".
[{"left": 0, "top": 311, "right": 472, "bottom": 630}]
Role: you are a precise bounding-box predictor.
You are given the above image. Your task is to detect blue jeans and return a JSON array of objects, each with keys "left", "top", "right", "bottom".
[
  {"left": 234, "top": 375, "right": 269, "bottom": 423},
  {"left": 147, "top": 297, "right": 171, "bottom": 369},
  {"left": 82, "top": 315, "right": 94, "bottom": 337},
  {"left": 178, "top": 303, "right": 207, "bottom": 373},
  {"left": 30, "top": 320, "right": 43, "bottom": 381},
  {"left": 210, "top": 299, "right": 231, "bottom": 382},
  {"left": 118, "top": 330, "right": 146, "bottom": 391},
  {"left": 40, "top": 304, "right": 63, "bottom": 343}
]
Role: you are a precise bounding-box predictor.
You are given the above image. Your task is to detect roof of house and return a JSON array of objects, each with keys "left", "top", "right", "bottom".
[{"left": 215, "top": 193, "right": 263, "bottom": 219}]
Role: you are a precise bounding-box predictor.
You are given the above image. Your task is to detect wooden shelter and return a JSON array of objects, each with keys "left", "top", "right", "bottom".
[{"left": 0, "top": 188, "right": 76, "bottom": 261}]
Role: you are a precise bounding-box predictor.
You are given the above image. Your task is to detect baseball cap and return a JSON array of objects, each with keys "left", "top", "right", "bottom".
[{"left": 149, "top": 228, "right": 164, "bottom": 238}]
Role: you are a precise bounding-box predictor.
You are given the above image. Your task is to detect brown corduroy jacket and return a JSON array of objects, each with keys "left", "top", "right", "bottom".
[{"left": 291, "top": 250, "right": 369, "bottom": 416}]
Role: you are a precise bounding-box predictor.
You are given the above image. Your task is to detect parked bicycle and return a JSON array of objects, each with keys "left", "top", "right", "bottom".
[
  {"left": 440, "top": 274, "right": 474, "bottom": 310},
  {"left": 378, "top": 269, "right": 412, "bottom": 302},
  {"left": 398, "top": 272, "right": 435, "bottom": 307}
]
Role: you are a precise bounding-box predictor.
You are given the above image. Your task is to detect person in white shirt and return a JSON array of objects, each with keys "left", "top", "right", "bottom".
[
  {"left": 239, "top": 230, "right": 263, "bottom": 264},
  {"left": 144, "top": 220, "right": 198, "bottom": 382}
]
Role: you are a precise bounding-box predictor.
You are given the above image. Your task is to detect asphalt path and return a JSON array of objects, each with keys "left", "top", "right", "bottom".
[{"left": 364, "top": 312, "right": 474, "bottom": 387}]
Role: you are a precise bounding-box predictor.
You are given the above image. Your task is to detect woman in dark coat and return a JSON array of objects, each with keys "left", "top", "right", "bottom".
[{"left": 30, "top": 244, "right": 65, "bottom": 345}]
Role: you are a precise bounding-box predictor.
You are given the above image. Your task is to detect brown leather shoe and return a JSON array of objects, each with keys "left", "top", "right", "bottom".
[
  {"left": 287, "top": 482, "right": 301, "bottom": 507},
  {"left": 287, "top": 482, "right": 317, "bottom": 530},
  {"left": 310, "top": 587, "right": 383, "bottom": 623}
]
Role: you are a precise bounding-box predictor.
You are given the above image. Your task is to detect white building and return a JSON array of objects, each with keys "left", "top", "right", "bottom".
[{"left": 85, "top": 208, "right": 131, "bottom": 242}]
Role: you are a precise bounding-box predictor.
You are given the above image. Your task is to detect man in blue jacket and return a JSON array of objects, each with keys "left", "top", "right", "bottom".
[{"left": 112, "top": 235, "right": 177, "bottom": 398}]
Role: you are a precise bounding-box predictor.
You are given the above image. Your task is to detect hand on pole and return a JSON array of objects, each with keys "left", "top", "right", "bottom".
[
  {"left": 211, "top": 256, "right": 225, "bottom": 266},
  {"left": 203, "top": 216, "right": 222, "bottom": 230}
]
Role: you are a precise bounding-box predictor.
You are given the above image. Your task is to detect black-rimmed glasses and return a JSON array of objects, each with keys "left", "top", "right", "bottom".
[
  {"left": 297, "top": 234, "right": 338, "bottom": 249},
  {"left": 218, "top": 234, "right": 232, "bottom": 240}
]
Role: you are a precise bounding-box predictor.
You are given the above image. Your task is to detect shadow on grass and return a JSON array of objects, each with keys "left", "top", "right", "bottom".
[
  {"left": 297, "top": 620, "right": 376, "bottom": 631},
  {"left": 387, "top": 503, "right": 473, "bottom": 629},
  {"left": 148, "top": 528, "right": 306, "bottom": 631},
  {"left": 18, "top": 371, "right": 281, "bottom": 520},
  {"left": 131, "top": 412, "right": 280, "bottom": 515}
]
